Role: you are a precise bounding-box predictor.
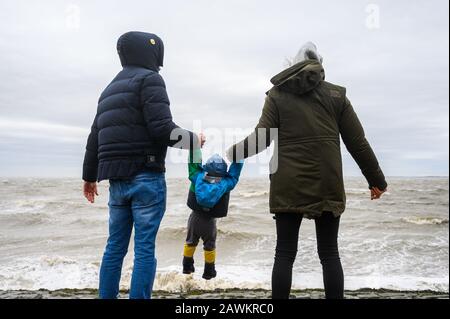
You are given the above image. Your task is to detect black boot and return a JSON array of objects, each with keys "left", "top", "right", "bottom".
[
  {"left": 183, "top": 257, "right": 195, "bottom": 274},
  {"left": 202, "top": 263, "right": 217, "bottom": 280}
]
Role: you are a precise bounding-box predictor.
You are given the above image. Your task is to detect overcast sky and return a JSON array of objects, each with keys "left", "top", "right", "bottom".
[{"left": 0, "top": 0, "right": 448, "bottom": 178}]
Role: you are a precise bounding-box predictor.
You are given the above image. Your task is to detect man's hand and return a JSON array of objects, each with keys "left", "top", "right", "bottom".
[
  {"left": 83, "top": 181, "right": 98, "bottom": 203},
  {"left": 370, "top": 187, "right": 386, "bottom": 200},
  {"left": 199, "top": 133, "right": 206, "bottom": 148}
]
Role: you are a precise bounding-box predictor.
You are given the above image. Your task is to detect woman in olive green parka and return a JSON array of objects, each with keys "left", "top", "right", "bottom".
[{"left": 227, "top": 42, "right": 387, "bottom": 299}]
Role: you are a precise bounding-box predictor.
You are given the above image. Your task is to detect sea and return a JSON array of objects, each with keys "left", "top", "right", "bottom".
[{"left": 0, "top": 177, "right": 448, "bottom": 293}]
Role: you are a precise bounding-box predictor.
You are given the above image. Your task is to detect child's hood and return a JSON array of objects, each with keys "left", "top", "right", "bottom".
[
  {"left": 117, "top": 31, "right": 164, "bottom": 72},
  {"left": 203, "top": 154, "right": 228, "bottom": 177}
]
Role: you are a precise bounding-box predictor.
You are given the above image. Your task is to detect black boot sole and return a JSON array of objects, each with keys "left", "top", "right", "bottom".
[
  {"left": 202, "top": 273, "right": 217, "bottom": 280},
  {"left": 183, "top": 270, "right": 195, "bottom": 275}
]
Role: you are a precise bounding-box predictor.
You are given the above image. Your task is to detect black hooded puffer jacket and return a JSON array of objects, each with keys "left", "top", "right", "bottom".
[{"left": 83, "top": 32, "right": 197, "bottom": 182}]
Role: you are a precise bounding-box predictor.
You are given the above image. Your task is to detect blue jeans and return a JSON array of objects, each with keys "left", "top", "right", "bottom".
[{"left": 99, "top": 172, "right": 166, "bottom": 299}]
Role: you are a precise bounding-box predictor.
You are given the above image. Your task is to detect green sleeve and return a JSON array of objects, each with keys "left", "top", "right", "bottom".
[{"left": 188, "top": 148, "right": 203, "bottom": 183}]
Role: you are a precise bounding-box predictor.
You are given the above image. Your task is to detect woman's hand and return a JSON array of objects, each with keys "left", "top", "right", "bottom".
[
  {"left": 370, "top": 187, "right": 386, "bottom": 200},
  {"left": 225, "top": 146, "right": 234, "bottom": 162},
  {"left": 83, "top": 181, "right": 98, "bottom": 203}
]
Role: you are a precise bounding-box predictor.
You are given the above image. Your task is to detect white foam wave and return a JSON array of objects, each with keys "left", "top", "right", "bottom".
[
  {"left": 0, "top": 256, "right": 99, "bottom": 291},
  {"left": 0, "top": 257, "right": 448, "bottom": 293},
  {"left": 238, "top": 191, "right": 269, "bottom": 198},
  {"left": 401, "top": 217, "right": 449, "bottom": 225},
  {"left": 154, "top": 266, "right": 268, "bottom": 292}
]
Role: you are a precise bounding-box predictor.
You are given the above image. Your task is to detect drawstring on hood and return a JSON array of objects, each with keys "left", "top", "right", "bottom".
[
  {"left": 117, "top": 31, "right": 164, "bottom": 72},
  {"left": 271, "top": 42, "right": 325, "bottom": 95}
]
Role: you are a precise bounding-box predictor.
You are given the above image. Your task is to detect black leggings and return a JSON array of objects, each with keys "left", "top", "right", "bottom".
[{"left": 272, "top": 212, "right": 344, "bottom": 299}]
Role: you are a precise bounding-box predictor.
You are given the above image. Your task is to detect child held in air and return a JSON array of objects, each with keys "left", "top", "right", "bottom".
[{"left": 182, "top": 149, "right": 244, "bottom": 280}]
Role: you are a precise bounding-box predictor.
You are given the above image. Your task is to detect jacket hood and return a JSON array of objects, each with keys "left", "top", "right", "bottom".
[
  {"left": 204, "top": 154, "right": 228, "bottom": 177},
  {"left": 271, "top": 60, "right": 325, "bottom": 95},
  {"left": 117, "top": 31, "right": 164, "bottom": 72}
]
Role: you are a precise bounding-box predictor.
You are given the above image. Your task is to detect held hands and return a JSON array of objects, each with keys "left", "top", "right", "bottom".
[
  {"left": 83, "top": 181, "right": 98, "bottom": 203},
  {"left": 370, "top": 187, "right": 386, "bottom": 200},
  {"left": 198, "top": 133, "right": 206, "bottom": 148}
]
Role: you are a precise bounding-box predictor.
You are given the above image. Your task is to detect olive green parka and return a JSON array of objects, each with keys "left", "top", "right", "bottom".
[{"left": 230, "top": 60, "right": 387, "bottom": 218}]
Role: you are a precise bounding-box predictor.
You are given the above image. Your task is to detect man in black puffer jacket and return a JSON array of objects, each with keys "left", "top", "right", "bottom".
[{"left": 82, "top": 31, "right": 203, "bottom": 299}]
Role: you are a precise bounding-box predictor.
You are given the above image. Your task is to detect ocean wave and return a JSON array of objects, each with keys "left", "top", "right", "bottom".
[
  {"left": 346, "top": 188, "right": 371, "bottom": 195},
  {"left": 68, "top": 217, "right": 105, "bottom": 227},
  {"left": 238, "top": 191, "right": 269, "bottom": 198},
  {"left": 158, "top": 227, "right": 263, "bottom": 242},
  {"left": 0, "top": 257, "right": 269, "bottom": 292},
  {"left": 154, "top": 269, "right": 267, "bottom": 292},
  {"left": 398, "top": 188, "right": 449, "bottom": 194},
  {"left": 0, "top": 198, "right": 96, "bottom": 219},
  {"left": 1, "top": 258, "right": 448, "bottom": 293},
  {"left": 0, "top": 212, "right": 51, "bottom": 226},
  {"left": 1, "top": 199, "right": 65, "bottom": 215},
  {"left": 0, "top": 256, "right": 99, "bottom": 291},
  {"left": 405, "top": 198, "right": 442, "bottom": 205},
  {"left": 432, "top": 188, "right": 449, "bottom": 194},
  {"left": 401, "top": 217, "right": 449, "bottom": 225},
  {"left": 0, "top": 177, "right": 449, "bottom": 294},
  {"left": 0, "top": 200, "right": 46, "bottom": 215}
]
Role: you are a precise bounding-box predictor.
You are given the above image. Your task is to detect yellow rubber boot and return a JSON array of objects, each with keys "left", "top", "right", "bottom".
[
  {"left": 183, "top": 244, "right": 197, "bottom": 274},
  {"left": 183, "top": 244, "right": 196, "bottom": 258},
  {"left": 203, "top": 250, "right": 217, "bottom": 280},
  {"left": 204, "top": 249, "right": 216, "bottom": 264}
]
